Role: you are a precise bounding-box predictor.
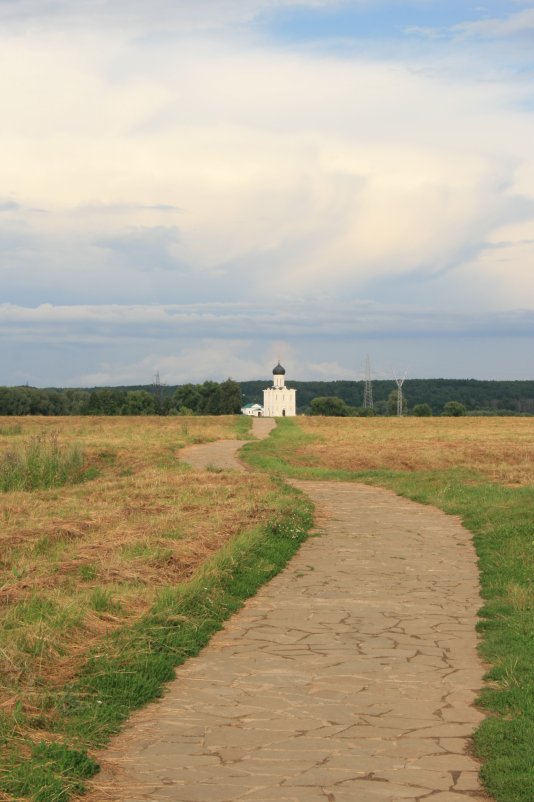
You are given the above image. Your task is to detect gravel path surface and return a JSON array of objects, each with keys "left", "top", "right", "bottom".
[{"left": 178, "top": 418, "right": 275, "bottom": 470}]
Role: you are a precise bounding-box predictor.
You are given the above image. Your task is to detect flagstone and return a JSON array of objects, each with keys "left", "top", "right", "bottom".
[
  {"left": 83, "top": 461, "right": 490, "bottom": 802},
  {"left": 454, "top": 771, "right": 485, "bottom": 791}
]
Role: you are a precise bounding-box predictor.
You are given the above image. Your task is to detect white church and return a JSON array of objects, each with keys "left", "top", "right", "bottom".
[{"left": 241, "top": 362, "right": 297, "bottom": 418}]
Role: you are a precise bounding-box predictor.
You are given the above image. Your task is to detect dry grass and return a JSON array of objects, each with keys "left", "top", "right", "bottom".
[
  {"left": 0, "top": 415, "right": 277, "bottom": 727},
  {"left": 294, "top": 416, "right": 534, "bottom": 485}
]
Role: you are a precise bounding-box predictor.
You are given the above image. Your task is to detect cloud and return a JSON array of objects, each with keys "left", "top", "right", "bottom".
[
  {"left": 75, "top": 341, "right": 267, "bottom": 386},
  {"left": 455, "top": 8, "right": 534, "bottom": 38},
  {"left": 78, "top": 347, "right": 361, "bottom": 386},
  {"left": 1, "top": 1, "right": 534, "bottom": 384},
  {"left": 95, "top": 227, "right": 184, "bottom": 273},
  {"left": 0, "top": 0, "right": 343, "bottom": 30},
  {"left": 4, "top": 301, "right": 532, "bottom": 386},
  {"left": 2, "top": 31, "right": 533, "bottom": 309},
  {"left": 0, "top": 199, "right": 20, "bottom": 212},
  {"left": 2, "top": 301, "right": 533, "bottom": 344}
]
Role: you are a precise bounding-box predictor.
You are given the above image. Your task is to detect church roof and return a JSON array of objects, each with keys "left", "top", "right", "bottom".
[{"left": 272, "top": 362, "right": 286, "bottom": 375}]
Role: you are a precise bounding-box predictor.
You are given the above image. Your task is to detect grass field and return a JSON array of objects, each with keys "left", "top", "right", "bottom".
[
  {"left": 243, "top": 416, "right": 534, "bottom": 802},
  {"left": 0, "top": 416, "right": 313, "bottom": 802},
  {"left": 247, "top": 416, "right": 534, "bottom": 485},
  {"left": 2, "top": 414, "right": 533, "bottom": 802}
]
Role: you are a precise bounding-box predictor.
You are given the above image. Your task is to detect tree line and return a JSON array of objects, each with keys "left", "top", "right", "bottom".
[
  {"left": 307, "top": 394, "right": 474, "bottom": 417},
  {"left": 0, "top": 380, "right": 242, "bottom": 416},
  {"left": 1, "top": 377, "right": 533, "bottom": 416},
  {"left": 241, "top": 378, "right": 534, "bottom": 416}
]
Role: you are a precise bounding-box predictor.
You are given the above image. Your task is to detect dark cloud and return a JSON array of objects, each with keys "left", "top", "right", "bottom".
[
  {"left": 2, "top": 301, "right": 533, "bottom": 385},
  {"left": 2, "top": 301, "right": 533, "bottom": 344}
]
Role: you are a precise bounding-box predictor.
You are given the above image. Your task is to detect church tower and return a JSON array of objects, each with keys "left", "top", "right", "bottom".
[{"left": 263, "top": 362, "right": 297, "bottom": 417}]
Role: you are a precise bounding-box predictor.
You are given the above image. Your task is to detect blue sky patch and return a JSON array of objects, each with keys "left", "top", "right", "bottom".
[{"left": 254, "top": 1, "right": 514, "bottom": 44}]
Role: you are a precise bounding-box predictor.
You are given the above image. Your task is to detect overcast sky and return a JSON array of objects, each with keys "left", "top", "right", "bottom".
[{"left": 1, "top": 0, "right": 533, "bottom": 386}]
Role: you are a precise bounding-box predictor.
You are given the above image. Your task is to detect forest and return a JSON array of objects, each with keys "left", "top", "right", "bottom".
[
  {"left": 0, "top": 379, "right": 242, "bottom": 417},
  {"left": 0, "top": 378, "right": 533, "bottom": 416},
  {"left": 240, "top": 378, "right": 534, "bottom": 415}
]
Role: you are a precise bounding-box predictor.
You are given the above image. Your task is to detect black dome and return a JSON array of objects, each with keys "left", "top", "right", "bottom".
[{"left": 273, "top": 362, "right": 286, "bottom": 375}]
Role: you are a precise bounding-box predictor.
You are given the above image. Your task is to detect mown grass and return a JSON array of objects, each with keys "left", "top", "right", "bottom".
[
  {"left": 1, "top": 482, "right": 312, "bottom": 802},
  {"left": 242, "top": 416, "right": 534, "bottom": 802},
  {"left": 0, "top": 414, "right": 315, "bottom": 802}
]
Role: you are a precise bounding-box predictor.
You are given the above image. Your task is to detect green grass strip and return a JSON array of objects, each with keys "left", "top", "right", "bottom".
[
  {"left": 233, "top": 413, "right": 253, "bottom": 439},
  {"left": 241, "top": 417, "right": 534, "bottom": 802},
  {"left": 0, "top": 479, "right": 313, "bottom": 802},
  {"left": 1, "top": 742, "right": 99, "bottom": 802}
]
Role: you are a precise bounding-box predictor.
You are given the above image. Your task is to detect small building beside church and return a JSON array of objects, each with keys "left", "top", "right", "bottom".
[
  {"left": 241, "top": 402, "right": 264, "bottom": 417},
  {"left": 263, "top": 362, "right": 297, "bottom": 417}
]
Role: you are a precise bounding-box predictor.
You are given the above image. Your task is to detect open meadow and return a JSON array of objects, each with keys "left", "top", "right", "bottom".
[
  {"left": 243, "top": 415, "right": 534, "bottom": 802},
  {"left": 0, "top": 416, "right": 312, "bottom": 802},
  {"left": 2, "top": 414, "right": 534, "bottom": 802},
  {"left": 274, "top": 416, "right": 534, "bottom": 486}
]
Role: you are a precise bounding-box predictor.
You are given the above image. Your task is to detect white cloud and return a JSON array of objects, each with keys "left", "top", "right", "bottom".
[{"left": 2, "top": 32, "right": 533, "bottom": 309}]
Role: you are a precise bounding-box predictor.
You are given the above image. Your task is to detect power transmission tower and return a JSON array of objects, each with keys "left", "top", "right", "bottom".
[
  {"left": 153, "top": 371, "right": 167, "bottom": 415},
  {"left": 394, "top": 372, "right": 407, "bottom": 417},
  {"left": 363, "top": 355, "right": 373, "bottom": 410}
]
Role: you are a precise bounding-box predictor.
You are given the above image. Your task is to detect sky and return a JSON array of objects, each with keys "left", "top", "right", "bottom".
[{"left": 1, "top": 0, "right": 533, "bottom": 386}]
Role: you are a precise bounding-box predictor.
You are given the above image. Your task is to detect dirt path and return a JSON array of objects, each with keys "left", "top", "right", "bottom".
[
  {"left": 86, "top": 424, "right": 488, "bottom": 802},
  {"left": 178, "top": 417, "right": 276, "bottom": 470}
]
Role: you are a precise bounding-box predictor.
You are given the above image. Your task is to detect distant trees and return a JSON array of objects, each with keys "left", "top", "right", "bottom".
[
  {"left": 0, "top": 378, "right": 243, "bottom": 417},
  {"left": 443, "top": 401, "right": 467, "bottom": 417},
  {"left": 412, "top": 403, "right": 432, "bottom": 417},
  {"left": 0, "top": 386, "right": 72, "bottom": 416},
  {"left": 212, "top": 379, "right": 242, "bottom": 414},
  {"left": 2, "top": 377, "right": 534, "bottom": 417},
  {"left": 239, "top": 378, "right": 534, "bottom": 415},
  {"left": 86, "top": 389, "right": 126, "bottom": 415},
  {"left": 172, "top": 379, "right": 241, "bottom": 415},
  {"left": 62, "top": 389, "right": 91, "bottom": 414},
  {"left": 121, "top": 391, "right": 156, "bottom": 415},
  {"left": 173, "top": 383, "right": 202, "bottom": 413},
  {"left": 310, "top": 397, "right": 353, "bottom": 416}
]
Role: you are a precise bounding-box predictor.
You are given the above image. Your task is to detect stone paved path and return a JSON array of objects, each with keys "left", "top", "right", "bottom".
[{"left": 86, "top": 427, "right": 488, "bottom": 802}]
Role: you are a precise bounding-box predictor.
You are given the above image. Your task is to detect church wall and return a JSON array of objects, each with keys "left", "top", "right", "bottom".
[{"left": 263, "top": 387, "right": 296, "bottom": 417}]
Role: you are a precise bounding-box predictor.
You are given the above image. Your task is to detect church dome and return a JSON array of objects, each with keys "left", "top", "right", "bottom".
[{"left": 272, "top": 362, "right": 286, "bottom": 375}]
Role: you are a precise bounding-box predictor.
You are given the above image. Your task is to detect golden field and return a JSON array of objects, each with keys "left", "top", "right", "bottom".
[
  {"left": 0, "top": 416, "right": 275, "bottom": 722},
  {"left": 292, "top": 416, "right": 534, "bottom": 486}
]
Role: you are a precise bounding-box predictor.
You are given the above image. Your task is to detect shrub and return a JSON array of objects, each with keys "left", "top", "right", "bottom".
[
  {"left": 443, "top": 400, "right": 467, "bottom": 417},
  {"left": 412, "top": 403, "right": 432, "bottom": 417},
  {"left": 310, "top": 397, "right": 352, "bottom": 416}
]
